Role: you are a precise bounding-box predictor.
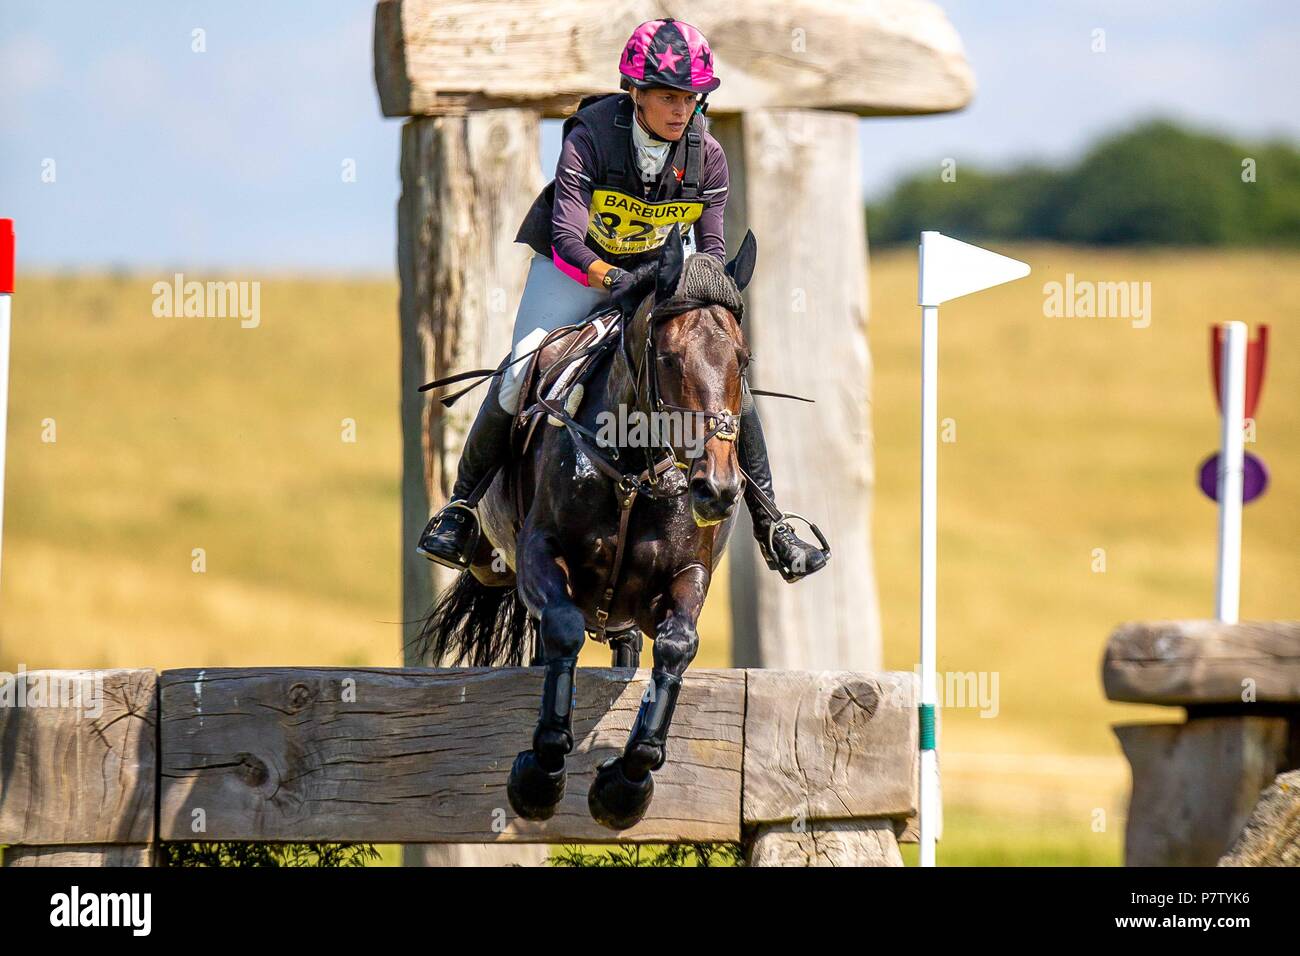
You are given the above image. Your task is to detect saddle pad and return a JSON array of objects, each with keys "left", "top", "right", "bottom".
[{"left": 542, "top": 312, "right": 617, "bottom": 406}]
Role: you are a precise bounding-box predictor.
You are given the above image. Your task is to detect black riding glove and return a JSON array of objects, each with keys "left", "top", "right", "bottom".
[
  {"left": 604, "top": 267, "right": 635, "bottom": 298},
  {"left": 606, "top": 262, "right": 658, "bottom": 314}
]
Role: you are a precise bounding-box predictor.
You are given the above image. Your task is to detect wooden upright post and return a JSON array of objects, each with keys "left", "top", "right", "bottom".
[
  {"left": 398, "top": 110, "right": 542, "bottom": 663},
  {"left": 715, "top": 110, "right": 881, "bottom": 669}
]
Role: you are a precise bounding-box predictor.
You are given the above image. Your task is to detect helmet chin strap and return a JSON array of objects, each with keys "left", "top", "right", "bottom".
[
  {"left": 631, "top": 91, "right": 672, "bottom": 144},
  {"left": 632, "top": 88, "right": 708, "bottom": 143}
]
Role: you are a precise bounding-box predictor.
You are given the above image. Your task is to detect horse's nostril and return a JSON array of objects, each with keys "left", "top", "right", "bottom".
[{"left": 690, "top": 476, "right": 719, "bottom": 502}]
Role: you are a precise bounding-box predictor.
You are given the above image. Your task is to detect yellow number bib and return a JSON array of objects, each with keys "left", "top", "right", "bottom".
[{"left": 586, "top": 189, "right": 705, "bottom": 256}]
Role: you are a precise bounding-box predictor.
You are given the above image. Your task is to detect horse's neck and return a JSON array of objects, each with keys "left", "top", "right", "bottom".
[{"left": 603, "top": 303, "right": 652, "bottom": 414}]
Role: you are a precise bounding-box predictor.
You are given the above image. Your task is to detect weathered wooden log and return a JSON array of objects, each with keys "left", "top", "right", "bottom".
[
  {"left": 743, "top": 670, "right": 917, "bottom": 825},
  {"left": 1115, "top": 717, "right": 1290, "bottom": 866},
  {"left": 1103, "top": 619, "right": 1300, "bottom": 706},
  {"left": 714, "top": 109, "right": 881, "bottom": 669},
  {"left": 0, "top": 667, "right": 918, "bottom": 866},
  {"left": 0, "top": 669, "right": 156, "bottom": 863},
  {"left": 1218, "top": 769, "right": 1300, "bottom": 866},
  {"left": 374, "top": 0, "right": 973, "bottom": 119},
  {"left": 4, "top": 845, "right": 157, "bottom": 867},
  {"left": 746, "top": 819, "right": 903, "bottom": 866},
  {"left": 159, "top": 667, "right": 746, "bottom": 844}
]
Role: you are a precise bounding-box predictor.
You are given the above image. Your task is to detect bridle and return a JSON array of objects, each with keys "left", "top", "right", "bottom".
[{"left": 622, "top": 293, "right": 743, "bottom": 494}]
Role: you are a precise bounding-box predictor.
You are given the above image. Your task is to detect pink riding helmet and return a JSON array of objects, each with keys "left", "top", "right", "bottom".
[{"left": 619, "top": 17, "right": 721, "bottom": 94}]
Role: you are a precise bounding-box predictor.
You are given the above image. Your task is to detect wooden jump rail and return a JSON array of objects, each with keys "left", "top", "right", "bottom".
[
  {"left": 1103, "top": 619, "right": 1300, "bottom": 866},
  {"left": 0, "top": 667, "right": 919, "bottom": 867}
]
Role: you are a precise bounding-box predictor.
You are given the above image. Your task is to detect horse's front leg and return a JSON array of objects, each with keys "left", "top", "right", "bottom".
[
  {"left": 506, "top": 529, "right": 586, "bottom": 821},
  {"left": 588, "top": 563, "right": 705, "bottom": 830}
]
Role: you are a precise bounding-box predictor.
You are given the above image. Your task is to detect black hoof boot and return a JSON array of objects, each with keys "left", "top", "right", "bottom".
[
  {"left": 506, "top": 750, "right": 566, "bottom": 821},
  {"left": 587, "top": 756, "right": 654, "bottom": 830}
]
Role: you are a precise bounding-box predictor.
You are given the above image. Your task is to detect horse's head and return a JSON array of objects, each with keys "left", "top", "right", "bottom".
[{"left": 624, "top": 226, "right": 758, "bottom": 527}]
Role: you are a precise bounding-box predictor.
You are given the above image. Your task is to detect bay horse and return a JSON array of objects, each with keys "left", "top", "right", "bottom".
[{"left": 415, "top": 225, "right": 757, "bottom": 830}]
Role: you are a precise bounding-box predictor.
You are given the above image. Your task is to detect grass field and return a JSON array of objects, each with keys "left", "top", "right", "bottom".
[{"left": 2, "top": 246, "right": 1296, "bottom": 865}]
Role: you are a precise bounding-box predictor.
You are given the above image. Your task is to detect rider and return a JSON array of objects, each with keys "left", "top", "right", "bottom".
[{"left": 417, "top": 17, "right": 828, "bottom": 583}]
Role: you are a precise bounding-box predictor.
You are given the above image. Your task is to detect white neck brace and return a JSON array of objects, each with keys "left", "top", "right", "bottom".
[{"left": 631, "top": 113, "right": 672, "bottom": 183}]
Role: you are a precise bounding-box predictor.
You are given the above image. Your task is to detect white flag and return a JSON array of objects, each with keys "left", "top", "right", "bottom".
[{"left": 918, "top": 231, "right": 1030, "bottom": 307}]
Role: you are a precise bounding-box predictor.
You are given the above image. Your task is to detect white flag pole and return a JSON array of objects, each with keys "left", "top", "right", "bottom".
[
  {"left": 919, "top": 300, "right": 940, "bottom": 868},
  {"left": 916, "top": 232, "right": 1029, "bottom": 867},
  {"left": 0, "top": 219, "right": 13, "bottom": 589},
  {"left": 1214, "top": 321, "right": 1247, "bottom": 624}
]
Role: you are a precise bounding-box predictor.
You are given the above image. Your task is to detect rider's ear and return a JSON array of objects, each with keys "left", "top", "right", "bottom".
[
  {"left": 656, "top": 224, "right": 685, "bottom": 301},
  {"left": 725, "top": 230, "right": 757, "bottom": 292}
]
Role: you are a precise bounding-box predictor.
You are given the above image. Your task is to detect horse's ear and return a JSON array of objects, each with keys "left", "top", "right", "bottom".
[
  {"left": 656, "top": 224, "right": 685, "bottom": 302},
  {"left": 725, "top": 229, "right": 757, "bottom": 292}
]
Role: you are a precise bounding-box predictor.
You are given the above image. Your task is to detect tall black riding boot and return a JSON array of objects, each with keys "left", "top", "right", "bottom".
[
  {"left": 416, "top": 378, "right": 515, "bottom": 570},
  {"left": 738, "top": 388, "right": 829, "bottom": 583}
]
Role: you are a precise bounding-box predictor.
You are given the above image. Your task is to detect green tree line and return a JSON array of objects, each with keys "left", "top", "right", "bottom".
[{"left": 867, "top": 119, "right": 1300, "bottom": 246}]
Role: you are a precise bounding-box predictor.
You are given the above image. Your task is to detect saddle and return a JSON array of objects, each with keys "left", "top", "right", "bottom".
[{"left": 505, "top": 305, "right": 624, "bottom": 533}]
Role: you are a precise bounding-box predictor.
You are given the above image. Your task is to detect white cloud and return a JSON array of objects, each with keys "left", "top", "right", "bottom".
[{"left": 0, "top": 34, "right": 61, "bottom": 93}]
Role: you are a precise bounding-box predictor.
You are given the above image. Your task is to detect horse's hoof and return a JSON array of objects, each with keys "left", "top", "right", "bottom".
[
  {"left": 507, "top": 749, "right": 566, "bottom": 821},
  {"left": 587, "top": 756, "right": 654, "bottom": 830}
]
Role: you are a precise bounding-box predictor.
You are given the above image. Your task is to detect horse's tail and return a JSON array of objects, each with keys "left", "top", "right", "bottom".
[{"left": 409, "top": 572, "right": 535, "bottom": 667}]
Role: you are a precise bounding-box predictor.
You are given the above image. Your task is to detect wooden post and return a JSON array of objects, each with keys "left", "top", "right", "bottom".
[
  {"left": 1103, "top": 620, "right": 1300, "bottom": 866},
  {"left": 1116, "top": 718, "right": 1290, "bottom": 866},
  {"left": 714, "top": 109, "right": 881, "bottom": 670},
  {"left": 398, "top": 110, "right": 543, "bottom": 657},
  {"left": 742, "top": 669, "right": 918, "bottom": 865},
  {"left": 746, "top": 819, "right": 904, "bottom": 866}
]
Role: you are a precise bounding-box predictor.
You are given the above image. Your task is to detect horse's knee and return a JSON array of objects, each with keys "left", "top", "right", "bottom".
[
  {"left": 539, "top": 603, "right": 585, "bottom": 658},
  {"left": 653, "top": 617, "right": 698, "bottom": 673}
]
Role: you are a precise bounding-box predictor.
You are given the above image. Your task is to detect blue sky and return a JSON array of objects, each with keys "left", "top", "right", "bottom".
[{"left": 2, "top": 1, "right": 1297, "bottom": 272}]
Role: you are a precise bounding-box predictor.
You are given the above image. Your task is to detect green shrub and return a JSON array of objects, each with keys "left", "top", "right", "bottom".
[
  {"left": 160, "top": 842, "right": 380, "bottom": 867},
  {"left": 549, "top": 843, "right": 744, "bottom": 867}
]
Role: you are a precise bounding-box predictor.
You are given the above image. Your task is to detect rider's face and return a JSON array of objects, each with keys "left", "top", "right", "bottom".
[{"left": 632, "top": 87, "right": 699, "bottom": 141}]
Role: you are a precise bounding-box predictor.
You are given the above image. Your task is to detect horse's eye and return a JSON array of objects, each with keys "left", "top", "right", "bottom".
[{"left": 657, "top": 353, "right": 678, "bottom": 370}]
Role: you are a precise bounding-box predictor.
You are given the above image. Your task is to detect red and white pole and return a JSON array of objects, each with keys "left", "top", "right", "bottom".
[{"left": 0, "top": 219, "right": 13, "bottom": 587}]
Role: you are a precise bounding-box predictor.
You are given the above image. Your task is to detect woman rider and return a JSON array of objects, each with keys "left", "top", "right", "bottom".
[{"left": 417, "top": 17, "right": 829, "bottom": 583}]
